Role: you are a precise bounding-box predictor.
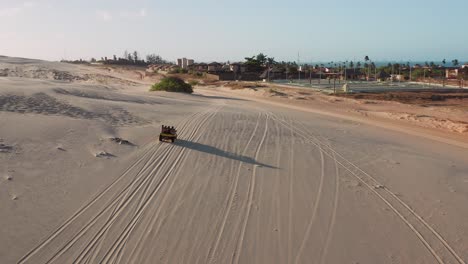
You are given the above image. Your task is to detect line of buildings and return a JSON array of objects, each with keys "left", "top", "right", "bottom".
[{"left": 147, "top": 58, "right": 468, "bottom": 82}]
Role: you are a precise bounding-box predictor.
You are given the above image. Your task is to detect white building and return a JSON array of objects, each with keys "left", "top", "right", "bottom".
[{"left": 177, "top": 58, "right": 194, "bottom": 69}]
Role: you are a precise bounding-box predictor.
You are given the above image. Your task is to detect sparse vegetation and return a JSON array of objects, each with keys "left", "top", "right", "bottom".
[
  {"left": 188, "top": 80, "right": 199, "bottom": 86},
  {"left": 268, "top": 88, "right": 288, "bottom": 97},
  {"left": 168, "top": 68, "right": 188, "bottom": 74},
  {"left": 146, "top": 54, "right": 168, "bottom": 64},
  {"left": 225, "top": 81, "right": 266, "bottom": 90},
  {"left": 150, "top": 77, "right": 193, "bottom": 93}
]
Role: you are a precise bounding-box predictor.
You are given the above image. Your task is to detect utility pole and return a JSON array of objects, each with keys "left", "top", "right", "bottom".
[
  {"left": 267, "top": 63, "right": 270, "bottom": 82},
  {"left": 319, "top": 64, "right": 322, "bottom": 86},
  {"left": 344, "top": 64, "right": 347, "bottom": 81},
  {"left": 398, "top": 63, "right": 401, "bottom": 84},
  {"left": 309, "top": 65, "right": 312, "bottom": 85},
  {"left": 390, "top": 63, "right": 395, "bottom": 84},
  {"left": 409, "top": 61, "right": 412, "bottom": 82},
  {"left": 374, "top": 65, "right": 377, "bottom": 81},
  {"left": 333, "top": 76, "right": 336, "bottom": 94},
  {"left": 423, "top": 68, "right": 426, "bottom": 88},
  {"left": 297, "top": 52, "right": 300, "bottom": 82}
]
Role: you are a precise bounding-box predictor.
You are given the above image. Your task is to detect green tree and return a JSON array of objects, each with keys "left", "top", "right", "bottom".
[
  {"left": 267, "top": 57, "right": 276, "bottom": 65},
  {"left": 256, "top": 53, "right": 267, "bottom": 65},
  {"left": 364, "top": 56, "right": 370, "bottom": 79},
  {"left": 452, "top": 59, "right": 459, "bottom": 66},
  {"left": 150, "top": 77, "right": 193, "bottom": 93},
  {"left": 146, "top": 54, "right": 166, "bottom": 64},
  {"left": 288, "top": 65, "right": 298, "bottom": 75}
]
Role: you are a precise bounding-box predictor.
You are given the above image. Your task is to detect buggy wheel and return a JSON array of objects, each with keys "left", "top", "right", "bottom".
[
  {"left": 171, "top": 138, "right": 175, "bottom": 143},
  {"left": 159, "top": 135, "right": 162, "bottom": 142}
]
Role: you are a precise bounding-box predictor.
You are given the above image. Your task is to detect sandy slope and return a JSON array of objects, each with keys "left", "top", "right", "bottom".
[{"left": 1, "top": 57, "right": 467, "bottom": 263}]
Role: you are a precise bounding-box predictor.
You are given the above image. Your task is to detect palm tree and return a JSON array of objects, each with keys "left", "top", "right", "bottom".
[
  {"left": 407, "top": 62, "right": 412, "bottom": 81},
  {"left": 364, "top": 56, "right": 370, "bottom": 80},
  {"left": 452, "top": 59, "right": 459, "bottom": 67},
  {"left": 441, "top": 59, "right": 447, "bottom": 87}
]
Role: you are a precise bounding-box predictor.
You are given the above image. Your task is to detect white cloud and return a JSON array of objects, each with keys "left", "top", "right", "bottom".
[
  {"left": 0, "top": 1, "right": 36, "bottom": 17},
  {"left": 95, "top": 8, "right": 147, "bottom": 21},
  {"left": 138, "top": 8, "right": 147, "bottom": 17},
  {"left": 0, "top": 7, "right": 21, "bottom": 17},
  {"left": 121, "top": 8, "right": 147, "bottom": 18},
  {"left": 96, "top": 10, "right": 112, "bottom": 21},
  {"left": 23, "top": 1, "right": 36, "bottom": 8}
]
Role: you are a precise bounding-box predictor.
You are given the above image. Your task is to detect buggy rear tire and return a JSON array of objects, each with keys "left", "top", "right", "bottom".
[{"left": 159, "top": 135, "right": 162, "bottom": 142}]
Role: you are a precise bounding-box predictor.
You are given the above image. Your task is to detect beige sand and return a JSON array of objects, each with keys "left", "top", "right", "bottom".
[{"left": 1, "top": 56, "right": 467, "bottom": 264}]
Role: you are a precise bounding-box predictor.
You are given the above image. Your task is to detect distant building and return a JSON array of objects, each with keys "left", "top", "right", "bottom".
[
  {"left": 176, "top": 58, "right": 194, "bottom": 69},
  {"left": 377, "top": 71, "right": 391, "bottom": 81},
  {"left": 187, "top": 59, "right": 194, "bottom": 67},
  {"left": 188, "top": 63, "right": 208, "bottom": 72},
  {"left": 445, "top": 67, "right": 460, "bottom": 79},
  {"left": 230, "top": 62, "right": 246, "bottom": 73},
  {"left": 207, "top": 62, "right": 222, "bottom": 72},
  {"left": 339, "top": 69, "right": 365, "bottom": 80}
]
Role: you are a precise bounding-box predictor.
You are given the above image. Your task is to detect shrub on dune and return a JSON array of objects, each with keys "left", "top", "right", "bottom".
[{"left": 150, "top": 77, "right": 193, "bottom": 93}]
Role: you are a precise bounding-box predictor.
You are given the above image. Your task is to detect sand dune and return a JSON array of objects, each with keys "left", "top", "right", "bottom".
[{"left": 1, "top": 56, "right": 467, "bottom": 263}]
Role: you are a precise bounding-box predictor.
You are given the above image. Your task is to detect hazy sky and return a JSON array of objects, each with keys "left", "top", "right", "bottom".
[{"left": 1, "top": 0, "right": 467, "bottom": 63}]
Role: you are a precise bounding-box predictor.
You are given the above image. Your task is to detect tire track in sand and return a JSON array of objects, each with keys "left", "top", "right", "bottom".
[
  {"left": 232, "top": 113, "right": 269, "bottom": 264},
  {"left": 286, "top": 118, "right": 295, "bottom": 264},
  {"left": 272, "top": 116, "right": 465, "bottom": 264},
  {"left": 76, "top": 107, "right": 213, "bottom": 264},
  {"left": 57, "top": 107, "right": 215, "bottom": 264},
  {"left": 107, "top": 105, "right": 223, "bottom": 264},
  {"left": 293, "top": 120, "right": 340, "bottom": 264},
  {"left": 123, "top": 105, "right": 224, "bottom": 263},
  {"left": 18, "top": 142, "right": 159, "bottom": 264},
  {"left": 207, "top": 112, "right": 262, "bottom": 264},
  {"left": 293, "top": 143, "right": 325, "bottom": 264},
  {"left": 84, "top": 105, "right": 223, "bottom": 264},
  {"left": 268, "top": 112, "right": 334, "bottom": 264},
  {"left": 18, "top": 105, "right": 220, "bottom": 264},
  {"left": 48, "top": 109, "right": 208, "bottom": 263}
]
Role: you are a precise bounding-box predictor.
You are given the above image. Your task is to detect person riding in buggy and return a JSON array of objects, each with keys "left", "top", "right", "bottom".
[{"left": 159, "top": 125, "right": 177, "bottom": 143}]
